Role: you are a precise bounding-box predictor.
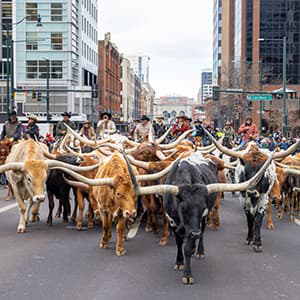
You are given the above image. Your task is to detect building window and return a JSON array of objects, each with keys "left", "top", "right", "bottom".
[
  {"left": 26, "top": 32, "right": 38, "bottom": 50},
  {"left": 26, "top": 60, "right": 38, "bottom": 79},
  {"left": 51, "top": 32, "right": 63, "bottom": 50},
  {"left": 51, "top": 61, "right": 63, "bottom": 78},
  {"left": 51, "top": 3, "right": 63, "bottom": 21},
  {"left": 26, "top": 3, "right": 38, "bottom": 21}
]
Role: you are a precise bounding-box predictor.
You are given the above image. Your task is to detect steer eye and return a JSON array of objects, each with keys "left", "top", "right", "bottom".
[
  {"left": 27, "top": 177, "right": 31, "bottom": 182},
  {"left": 116, "top": 192, "right": 121, "bottom": 197}
]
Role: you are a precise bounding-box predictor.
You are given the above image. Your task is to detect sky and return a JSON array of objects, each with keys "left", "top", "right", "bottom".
[{"left": 98, "top": 0, "right": 213, "bottom": 99}]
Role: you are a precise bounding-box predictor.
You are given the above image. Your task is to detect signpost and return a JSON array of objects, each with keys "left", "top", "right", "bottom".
[{"left": 247, "top": 94, "right": 272, "bottom": 101}]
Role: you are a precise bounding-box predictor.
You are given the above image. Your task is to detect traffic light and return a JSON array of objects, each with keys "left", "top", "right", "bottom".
[
  {"left": 212, "top": 86, "right": 220, "bottom": 101},
  {"left": 32, "top": 91, "right": 37, "bottom": 100},
  {"left": 37, "top": 92, "right": 42, "bottom": 101},
  {"left": 92, "top": 84, "right": 98, "bottom": 98}
]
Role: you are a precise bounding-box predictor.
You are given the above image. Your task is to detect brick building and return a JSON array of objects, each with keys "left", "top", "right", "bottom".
[{"left": 98, "top": 33, "right": 122, "bottom": 120}]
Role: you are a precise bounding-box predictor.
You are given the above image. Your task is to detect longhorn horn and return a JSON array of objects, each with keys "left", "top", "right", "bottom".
[
  {"left": 62, "top": 174, "right": 90, "bottom": 190},
  {"left": 206, "top": 150, "right": 275, "bottom": 194},
  {"left": 196, "top": 144, "right": 216, "bottom": 151},
  {"left": 155, "top": 149, "right": 167, "bottom": 160},
  {"left": 155, "top": 126, "right": 172, "bottom": 144},
  {"left": 203, "top": 128, "right": 245, "bottom": 159},
  {"left": 126, "top": 155, "right": 150, "bottom": 170},
  {"left": 121, "top": 150, "right": 139, "bottom": 194},
  {"left": 273, "top": 140, "right": 300, "bottom": 159},
  {"left": 137, "top": 185, "right": 179, "bottom": 195},
  {"left": 148, "top": 121, "right": 155, "bottom": 144},
  {"left": 158, "top": 129, "right": 195, "bottom": 150},
  {"left": 51, "top": 167, "right": 114, "bottom": 186},
  {"left": 282, "top": 167, "right": 300, "bottom": 176},
  {"left": 46, "top": 160, "right": 99, "bottom": 172},
  {"left": 0, "top": 162, "right": 24, "bottom": 173}
]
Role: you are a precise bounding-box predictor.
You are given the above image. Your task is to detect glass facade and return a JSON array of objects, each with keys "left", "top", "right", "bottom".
[
  {"left": 260, "top": 0, "right": 300, "bottom": 84},
  {"left": 213, "top": 0, "right": 222, "bottom": 85}
]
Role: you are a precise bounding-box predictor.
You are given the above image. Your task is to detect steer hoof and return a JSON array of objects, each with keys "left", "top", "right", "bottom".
[
  {"left": 266, "top": 223, "right": 274, "bottom": 230},
  {"left": 290, "top": 216, "right": 295, "bottom": 223},
  {"left": 70, "top": 218, "right": 76, "bottom": 225},
  {"left": 245, "top": 239, "right": 253, "bottom": 245},
  {"left": 253, "top": 245, "right": 263, "bottom": 253},
  {"left": 197, "top": 253, "right": 205, "bottom": 260},
  {"left": 100, "top": 241, "right": 108, "bottom": 249},
  {"left": 174, "top": 264, "right": 184, "bottom": 271},
  {"left": 159, "top": 238, "right": 168, "bottom": 246},
  {"left": 5, "top": 196, "right": 12, "bottom": 201},
  {"left": 88, "top": 222, "right": 94, "bottom": 229},
  {"left": 31, "top": 214, "right": 40, "bottom": 223},
  {"left": 277, "top": 213, "right": 283, "bottom": 219},
  {"left": 145, "top": 224, "right": 153, "bottom": 232},
  {"left": 116, "top": 248, "right": 126, "bottom": 256},
  {"left": 182, "top": 276, "right": 194, "bottom": 285},
  {"left": 76, "top": 224, "right": 83, "bottom": 231},
  {"left": 17, "top": 225, "right": 26, "bottom": 233}
]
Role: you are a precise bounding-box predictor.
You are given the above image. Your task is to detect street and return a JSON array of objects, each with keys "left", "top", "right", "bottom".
[{"left": 0, "top": 191, "right": 299, "bottom": 300}]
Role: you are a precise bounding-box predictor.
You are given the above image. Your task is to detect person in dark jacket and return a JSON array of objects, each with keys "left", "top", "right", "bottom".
[
  {"left": 153, "top": 115, "right": 167, "bottom": 139},
  {"left": 23, "top": 115, "right": 40, "bottom": 140},
  {"left": 1, "top": 111, "right": 22, "bottom": 141},
  {"left": 56, "top": 112, "right": 77, "bottom": 137}
]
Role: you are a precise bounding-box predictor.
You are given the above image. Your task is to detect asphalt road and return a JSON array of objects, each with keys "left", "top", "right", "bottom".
[{"left": 0, "top": 189, "right": 299, "bottom": 300}]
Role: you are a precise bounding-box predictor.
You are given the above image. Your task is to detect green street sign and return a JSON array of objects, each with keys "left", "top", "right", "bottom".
[{"left": 247, "top": 94, "right": 272, "bottom": 101}]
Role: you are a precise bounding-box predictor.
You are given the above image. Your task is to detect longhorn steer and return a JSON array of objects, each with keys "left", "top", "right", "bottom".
[{"left": 133, "top": 151, "right": 273, "bottom": 284}]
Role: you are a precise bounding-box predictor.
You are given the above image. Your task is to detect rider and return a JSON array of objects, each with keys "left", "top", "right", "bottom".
[
  {"left": 238, "top": 116, "right": 258, "bottom": 144},
  {"left": 23, "top": 115, "right": 40, "bottom": 140},
  {"left": 79, "top": 120, "right": 96, "bottom": 139},
  {"left": 153, "top": 115, "right": 166, "bottom": 139},
  {"left": 223, "top": 120, "right": 237, "bottom": 147},
  {"left": 96, "top": 112, "right": 116, "bottom": 137},
  {"left": 1, "top": 111, "right": 22, "bottom": 141},
  {"left": 134, "top": 115, "right": 150, "bottom": 142},
  {"left": 56, "top": 112, "right": 77, "bottom": 137}
]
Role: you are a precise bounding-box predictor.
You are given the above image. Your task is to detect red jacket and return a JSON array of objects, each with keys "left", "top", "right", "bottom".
[
  {"left": 171, "top": 124, "right": 190, "bottom": 137},
  {"left": 238, "top": 123, "right": 259, "bottom": 141}
]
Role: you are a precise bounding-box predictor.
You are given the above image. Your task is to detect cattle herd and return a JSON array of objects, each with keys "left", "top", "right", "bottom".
[{"left": 1, "top": 124, "right": 300, "bottom": 285}]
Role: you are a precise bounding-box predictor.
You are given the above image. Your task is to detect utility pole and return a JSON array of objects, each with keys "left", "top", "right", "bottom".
[
  {"left": 46, "top": 59, "right": 50, "bottom": 122},
  {"left": 5, "top": 24, "right": 10, "bottom": 117},
  {"left": 259, "top": 60, "right": 263, "bottom": 136},
  {"left": 10, "top": 40, "right": 14, "bottom": 112},
  {"left": 282, "top": 36, "right": 287, "bottom": 137}
]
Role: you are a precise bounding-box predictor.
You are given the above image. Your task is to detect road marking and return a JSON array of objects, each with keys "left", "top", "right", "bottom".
[
  {"left": 295, "top": 219, "right": 300, "bottom": 227},
  {"left": 0, "top": 203, "right": 18, "bottom": 214}
]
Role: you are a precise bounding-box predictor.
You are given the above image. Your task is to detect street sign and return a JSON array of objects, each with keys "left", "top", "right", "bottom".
[{"left": 247, "top": 94, "right": 272, "bottom": 101}]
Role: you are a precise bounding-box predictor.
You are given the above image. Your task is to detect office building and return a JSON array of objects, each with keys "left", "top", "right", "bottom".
[{"left": 125, "top": 55, "right": 150, "bottom": 83}]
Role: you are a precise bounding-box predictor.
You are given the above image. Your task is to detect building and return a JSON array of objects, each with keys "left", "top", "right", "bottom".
[
  {"left": 0, "top": 0, "right": 13, "bottom": 122},
  {"left": 212, "top": 0, "right": 300, "bottom": 135},
  {"left": 154, "top": 95, "right": 193, "bottom": 124},
  {"left": 13, "top": 0, "right": 98, "bottom": 123},
  {"left": 120, "top": 57, "right": 135, "bottom": 122},
  {"left": 212, "top": 0, "right": 222, "bottom": 85},
  {"left": 133, "top": 74, "right": 141, "bottom": 119},
  {"left": 141, "top": 82, "right": 155, "bottom": 119},
  {"left": 201, "top": 69, "right": 213, "bottom": 103},
  {"left": 125, "top": 55, "right": 150, "bottom": 83},
  {"left": 98, "top": 33, "right": 122, "bottom": 121}
]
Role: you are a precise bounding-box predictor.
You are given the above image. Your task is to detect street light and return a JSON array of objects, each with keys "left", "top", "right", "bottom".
[
  {"left": 258, "top": 36, "right": 287, "bottom": 137},
  {"left": 1, "top": 14, "right": 42, "bottom": 117},
  {"left": 42, "top": 58, "right": 51, "bottom": 122}
]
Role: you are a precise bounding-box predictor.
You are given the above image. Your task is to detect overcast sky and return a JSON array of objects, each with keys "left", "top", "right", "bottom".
[{"left": 98, "top": 0, "right": 213, "bottom": 99}]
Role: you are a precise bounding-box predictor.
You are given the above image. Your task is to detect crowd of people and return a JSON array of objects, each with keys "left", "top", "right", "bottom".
[{"left": 0, "top": 110, "right": 298, "bottom": 153}]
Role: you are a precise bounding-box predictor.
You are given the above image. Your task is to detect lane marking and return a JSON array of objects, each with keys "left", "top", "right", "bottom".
[
  {"left": 295, "top": 219, "right": 300, "bottom": 227},
  {"left": 0, "top": 203, "right": 18, "bottom": 214}
]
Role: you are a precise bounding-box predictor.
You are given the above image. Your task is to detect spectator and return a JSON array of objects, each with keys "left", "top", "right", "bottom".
[
  {"left": 153, "top": 115, "right": 166, "bottom": 139},
  {"left": 23, "top": 115, "right": 39, "bottom": 140},
  {"left": 1, "top": 111, "right": 22, "bottom": 141},
  {"left": 56, "top": 112, "right": 77, "bottom": 137},
  {"left": 171, "top": 114, "right": 190, "bottom": 138},
  {"left": 192, "top": 119, "right": 206, "bottom": 146},
  {"left": 97, "top": 112, "right": 116, "bottom": 137},
  {"left": 279, "top": 137, "right": 289, "bottom": 150},
  {"left": 223, "top": 121, "right": 237, "bottom": 147}
]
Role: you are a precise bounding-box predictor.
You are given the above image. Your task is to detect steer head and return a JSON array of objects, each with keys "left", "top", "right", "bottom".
[{"left": 22, "top": 160, "right": 48, "bottom": 203}]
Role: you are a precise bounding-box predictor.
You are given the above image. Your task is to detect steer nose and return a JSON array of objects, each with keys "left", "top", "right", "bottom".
[
  {"left": 124, "top": 210, "right": 137, "bottom": 219},
  {"left": 33, "top": 195, "right": 45, "bottom": 203},
  {"left": 246, "top": 190, "right": 260, "bottom": 198}
]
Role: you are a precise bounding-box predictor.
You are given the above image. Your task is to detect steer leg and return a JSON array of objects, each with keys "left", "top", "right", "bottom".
[
  {"left": 55, "top": 200, "right": 62, "bottom": 218},
  {"left": 290, "top": 191, "right": 296, "bottom": 222},
  {"left": 150, "top": 194, "right": 159, "bottom": 233},
  {"left": 31, "top": 202, "right": 40, "bottom": 222},
  {"left": 25, "top": 199, "right": 33, "bottom": 223},
  {"left": 144, "top": 195, "right": 153, "bottom": 232},
  {"left": 13, "top": 188, "right": 27, "bottom": 233},
  {"left": 245, "top": 211, "right": 254, "bottom": 245},
  {"left": 253, "top": 212, "right": 264, "bottom": 252},
  {"left": 87, "top": 204, "right": 94, "bottom": 229},
  {"left": 159, "top": 211, "right": 169, "bottom": 246},
  {"left": 76, "top": 191, "right": 85, "bottom": 230},
  {"left": 174, "top": 229, "right": 184, "bottom": 271},
  {"left": 266, "top": 198, "right": 274, "bottom": 230},
  {"left": 182, "top": 238, "right": 195, "bottom": 284},
  {"left": 100, "top": 212, "right": 111, "bottom": 249},
  {"left": 47, "top": 192, "right": 54, "bottom": 226},
  {"left": 116, "top": 217, "right": 127, "bottom": 256},
  {"left": 197, "top": 217, "right": 207, "bottom": 259},
  {"left": 70, "top": 189, "right": 78, "bottom": 225}
]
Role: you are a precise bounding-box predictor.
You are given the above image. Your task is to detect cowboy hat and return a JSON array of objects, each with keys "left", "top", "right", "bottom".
[
  {"left": 100, "top": 112, "right": 112, "bottom": 119},
  {"left": 156, "top": 114, "right": 164, "bottom": 119},
  {"left": 141, "top": 115, "right": 150, "bottom": 121},
  {"left": 28, "top": 114, "right": 38, "bottom": 122},
  {"left": 61, "top": 112, "right": 71, "bottom": 117},
  {"left": 176, "top": 113, "right": 186, "bottom": 118}
]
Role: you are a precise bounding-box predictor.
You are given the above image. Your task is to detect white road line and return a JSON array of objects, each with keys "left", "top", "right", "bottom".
[
  {"left": 295, "top": 219, "right": 300, "bottom": 227},
  {"left": 0, "top": 203, "right": 18, "bottom": 214}
]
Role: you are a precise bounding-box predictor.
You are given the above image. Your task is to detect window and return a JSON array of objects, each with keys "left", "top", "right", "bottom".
[
  {"left": 51, "top": 3, "right": 63, "bottom": 21},
  {"left": 51, "top": 32, "right": 63, "bottom": 50},
  {"left": 26, "top": 60, "right": 38, "bottom": 78},
  {"left": 26, "top": 32, "right": 38, "bottom": 50},
  {"left": 51, "top": 61, "right": 63, "bottom": 78},
  {"left": 26, "top": 3, "right": 38, "bottom": 21}
]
